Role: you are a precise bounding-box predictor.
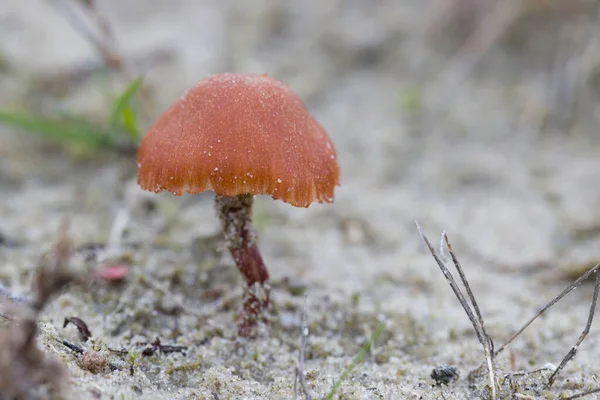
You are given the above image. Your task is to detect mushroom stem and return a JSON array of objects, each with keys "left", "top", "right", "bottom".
[
  {"left": 215, "top": 194, "right": 269, "bottom": 284},
  {"left": 216, "top": 194, "right": 270, "bottom": 337}
]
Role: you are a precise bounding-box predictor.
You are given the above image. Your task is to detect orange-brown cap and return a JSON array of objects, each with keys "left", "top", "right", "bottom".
[{"left": 137, "top": 73, "right": 340, "bottom": 207}]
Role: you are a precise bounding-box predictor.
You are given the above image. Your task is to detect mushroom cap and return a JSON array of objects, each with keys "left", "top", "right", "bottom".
[{"left": 137, "top": 73, "right": 340, "bottom": 207}]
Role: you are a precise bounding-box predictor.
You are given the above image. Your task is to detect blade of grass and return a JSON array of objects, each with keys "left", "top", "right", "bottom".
[
  {"left": 120, "top": 106, "right": 140, "bottom": 138},
  {"left": 324, "top": 322, "right": 385, "bottom": 400},
  {"left": 0, "top": 111, "right": 119, "bottom": 148},
  {"left": 109, "top": 76, "right": 143, "bottom": 141}
]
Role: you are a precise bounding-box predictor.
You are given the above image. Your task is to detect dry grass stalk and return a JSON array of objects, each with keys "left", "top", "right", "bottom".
[
  {"left": 294, "top": 296, "right": 312, "bottom": 400},
  {"left": 416, "top": 222, "right": 496, "bottom": 399}
]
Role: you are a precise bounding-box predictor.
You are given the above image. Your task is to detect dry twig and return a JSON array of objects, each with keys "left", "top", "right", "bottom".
[
  {"left": 495, "top": 262, "right": 600, "bottom": 387},
  {"left": 428, "top": 0, "right": 524, "bottom": 96},
  {"left": 545, "top": 2, "right": 600, "bottom": 131},
  {"left": 48, "top": 0, "right": 155, "bottom": 114},
  {"left": 563, "top": 387, "right": 600, "bottom": 400},
  {"left": 49, "top": 0, "right": 122, "bottom": 70},
  {"left": 294, "top": 296, "right": 312, "bottom": 400},
  {"left": 420, "top": 222, "right": 600, "bottom": 395},
  {"left": 416, "top": 222, "right": 496, "bottom": 399},
  {"left": 136, "top": 337, "right": 188, "bottom": 357}
]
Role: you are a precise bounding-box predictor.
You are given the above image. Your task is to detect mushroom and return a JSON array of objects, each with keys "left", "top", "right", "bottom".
[{"left": 137, "top": 72, "right": 340, "bottom": 336}]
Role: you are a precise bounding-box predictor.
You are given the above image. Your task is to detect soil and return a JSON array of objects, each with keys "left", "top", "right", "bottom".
[{"left": 1, "top": 1, "right": 600, "bottom": 399}]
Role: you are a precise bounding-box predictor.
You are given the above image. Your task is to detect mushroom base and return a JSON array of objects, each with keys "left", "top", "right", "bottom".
[
  {"left": 215, "top": 194, "right": 270, "bottom": 337},
  {"left": 238, "top": 282, "right": 270, "bottom": 337}
]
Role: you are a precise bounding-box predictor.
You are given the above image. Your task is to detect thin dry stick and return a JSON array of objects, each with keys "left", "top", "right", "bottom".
[
  {"left": 546, "top": 27, "right": 582, "bottom": 131},
  {"left": 501, "top": 365, "right": 555, "bottom": 387},
  {"left": 495, "top": 263, "right": 599, "bottom": 351},
  {"left": 294, "top": 296, "right": 312, "bottom": 400},
  {"left": 433, "top": 0, "right": 525, "bottom": 89},
  {"left": 48, "top": 0, "right": 155, "bottom": 114},
  {"left": 564, "top": 387, "right": 600, "bottom": 400},
  {"left": 494, "top": 263, "right": 600, "bottom": 387},
  {"left": 549, "top": 268, "right": 600, "bottom": 386},
  {"left": 49, "top": 0, "right": 122, "bottom": 70},
  {"left": 443, "top": 233, "right": 496, "bottom": 392},
  {"left": 416, "top": 222, "right": 496, "bottom": 400},
  {"left": 546, "top": 2, "right": 600, "bottom": 131},
  {"left": 444, "top": 234, "right": 493, "bottom": 351}
]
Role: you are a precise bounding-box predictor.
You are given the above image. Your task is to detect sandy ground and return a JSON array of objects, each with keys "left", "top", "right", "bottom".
[{"left": 1, "top": 1, "right": 600, "bottom": 399}]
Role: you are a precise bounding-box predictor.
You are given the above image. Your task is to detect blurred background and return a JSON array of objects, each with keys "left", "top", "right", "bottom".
[
  {"left": 2, "top": 0, "right": 599, "bottom": 274},
  {"left": 1, "top": 0, "right": 600, "bottom": 398}
]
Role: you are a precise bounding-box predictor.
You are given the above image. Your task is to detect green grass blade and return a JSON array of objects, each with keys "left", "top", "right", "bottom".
[
  {"left": 0, "top": 111, "right": 119, "bottom": 148},
  {"left": 119, "top": 105, "right": 140, "bottom": 138},
  {"left": 324, "top": 322, "right": 386, "bottom": 400},
  {"left": 109, "top": 76, "right": 143, "bottom": 139}
]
